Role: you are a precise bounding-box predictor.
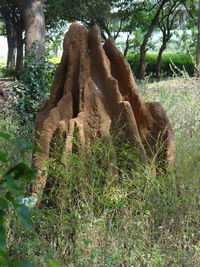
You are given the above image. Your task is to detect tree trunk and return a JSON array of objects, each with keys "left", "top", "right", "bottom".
[
  {"left": 15, "top": 26, "right": 24, "bottom": 71},
  {"left": 22, "top": 0, "right": 45, "bottom": 61},
  {"left": 138, "top": 0, "right": 168, "bottom": 80},
  {"left": 7, "top": 41, "right": 17, "bottom": 69},
  {"left": 139, "top": 45, "right": 147, "bottom": 80},
  {"left": 1, "top": 1, "right": 24, "bottom": 70},
  {"left": 156, "top": 42, "right": 167, "bottom": 78},
  {"left": 6, "top": 23, "right": 17, "bottom": 69},
  {"left": 196, "top": 0, "right": 200, "bottom": 77},
  {"left": 123, "top": 32, "right": 130, "bottom": 58},
  {"left": 3, "top": 7, "right": 17, "bottom": 69}
]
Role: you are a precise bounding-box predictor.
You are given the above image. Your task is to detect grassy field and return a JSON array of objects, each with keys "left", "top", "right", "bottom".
[{"left": 1, "top": 77, "right": 200, "bottom": 266}]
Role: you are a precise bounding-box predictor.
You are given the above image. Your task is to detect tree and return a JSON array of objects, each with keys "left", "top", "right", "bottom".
[
  {"left": 137, "top": 0, "right": 170, "bottom": 80},
  {"left": 8, "top": 0, "right": 45, "bottom": 61},
  {"left": 45, "top": 0, "right": 138, "bottom": 41},
  {"left": 181, "top": 0, "right": 200, "bottom": 76},
  {"left": 196, "top": 0, "right": 200, "bottom": 76},
  {"left": 0, "top": 1, "right": 23, "bottom": 69},
  {"left": 45, "top": 0, "right": 112, "bottom": 40},
  {"left": 1, "top": 0, "right": 45, "bottom": 69},
  {"left": 115, "top": 2, "right": 154, "bottom": 57},
  {"left": 156, "top": 0, "right": 182, "bottom": 78}
]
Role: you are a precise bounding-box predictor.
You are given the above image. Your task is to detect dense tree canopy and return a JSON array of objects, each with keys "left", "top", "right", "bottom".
[{"left": 0, "top": 0, "right": 199, "bottom": 78}]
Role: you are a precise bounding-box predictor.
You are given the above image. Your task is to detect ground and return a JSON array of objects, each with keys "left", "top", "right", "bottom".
[{"left": 0, "top": 81, "right": 17, "bottom": 116}]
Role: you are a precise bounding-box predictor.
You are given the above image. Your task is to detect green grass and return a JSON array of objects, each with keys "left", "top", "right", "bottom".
[{"left": 1, "top": 77, "right": 200, "bottom": 266}]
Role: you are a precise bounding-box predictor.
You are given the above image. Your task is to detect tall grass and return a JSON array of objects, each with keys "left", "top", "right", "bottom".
[{"left": 1, "top": 77, "right": 200, "bottom": 266}]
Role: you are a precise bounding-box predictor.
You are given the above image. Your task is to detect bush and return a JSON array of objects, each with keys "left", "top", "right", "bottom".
[
  {"left": 126, "top": 51, "right": 194, "bottom": 78},
  {"left": 13, "top": 51, "right": 55, "bottom": 125},
  {"left": 0, "top": 67, "right": 20, "bottom": 79}
]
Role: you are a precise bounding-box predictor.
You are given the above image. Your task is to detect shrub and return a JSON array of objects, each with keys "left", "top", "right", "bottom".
[
  {"left": 0, "top": 131, "right": 36, "bottom": 266},
  {"left": 126, "top": 51, "right": 194, "bottom": 78},
  {"left": 13, "top": 51, "right": 55, "bottom": 125},
  {"left": 0, "top": 67, "right": 20, "bottom": 79}
]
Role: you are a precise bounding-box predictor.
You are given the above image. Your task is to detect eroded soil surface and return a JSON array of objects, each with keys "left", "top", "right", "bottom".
[{"left": 0, "top": 81, "right": 18, "bottom": 116}]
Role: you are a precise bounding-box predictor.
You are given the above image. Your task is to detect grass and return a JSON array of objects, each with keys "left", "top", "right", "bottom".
[{"left": 1, "top": 77, "right": 200, "bottom": 266}]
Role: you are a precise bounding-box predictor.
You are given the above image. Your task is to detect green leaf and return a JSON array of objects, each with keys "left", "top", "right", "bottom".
[
  {"left": 12, "top": 140, "right": 35, "bottom": 152},
  {"left": 11, "top": 139, "right": 26, "bottom": 149},
  {"left": 13, "top": 260, "right": 35, "bottom": 267},
  {"left": 5, "top": 176, "right": 23, "bottom": 196},
  {"left": 32, "top": 145, "right": 41, "bottom": 153},
  {"left": 0, "top": 152, "right": 7, "bottom": 163},
  {"left": 5, "top": 192, "right": 14, "bottom": 203},
  {"left": 16, "top": 205, "right": 33, "bottom": 230},
  {"left": 0, "top": 131, "right": 11, "bottom": 141},
  {"left": 41, "top": 170, "right": 46, "bottom": 177},
  {"left": 0, "top": 248, "right": 8, "bottom": 257},
  {"left": 0, "top": 198, "right": 9, "bottom": 209},
  {"left": 0, "top": 226, "right": 6, "bottom": 250},
  {"left": 49, "top": 260, "right": 61, "bottom": 267},
  {"left": 6, "top": 163, "right": 36, "bottom": 182},
  {"left": 0, "top": 256, "right": 7, "bottom": 266},
  {"left": 0, "top": 216, "right": 4, "bottom": 225}
]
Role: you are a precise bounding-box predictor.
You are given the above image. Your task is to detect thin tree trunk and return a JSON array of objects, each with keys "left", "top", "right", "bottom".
[
  {"left": 196, "top": 0, "right": 200, "bottom": 77},
  {"left": 156, "top": 43, "right": 166, "bottom": 78},
  {"left": 138, "top": 0, "right": 168, "bottom": 79},
  {"left": 16, "top": 28, "right": 24, "bottom": 71},
  {"left": 123, "top": 32, "right": 131, "bottom": 57},
  {"left": 139, "top": 46, "right": 147, "bottom": 80},
  {"left": 3, "top": 10, "right": 17, "bottom": 69}
]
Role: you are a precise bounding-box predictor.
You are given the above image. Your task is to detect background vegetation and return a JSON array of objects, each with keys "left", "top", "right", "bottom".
[
  {"left": 127, "top": 51, "right": 195, "bottom": 77},
  {"left": 0, "top": 0, "right": 200, "bottom": 79}
]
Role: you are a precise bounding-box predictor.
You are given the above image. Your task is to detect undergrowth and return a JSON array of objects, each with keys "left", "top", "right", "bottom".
[{"left": 0, "top": 77, "right": 200, "bottom": 266}]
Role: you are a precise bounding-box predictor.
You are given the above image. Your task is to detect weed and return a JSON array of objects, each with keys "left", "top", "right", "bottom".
[{"left": 2, "top": 77, "right": 200, "bottom": 266}]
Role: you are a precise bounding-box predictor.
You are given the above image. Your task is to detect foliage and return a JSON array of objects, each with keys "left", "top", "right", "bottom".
[
  {"left": 0, "top": 19, "right": 6, "bottom": 36},
  {"left": 0, "top": 67, "right": 19, "bottom": 79},
  {"left": 0, "top": 60, "right": 8, "bottom": 78},
  {"left": 48, "top": 56, "right": 61, "bottom": 66},
  {"left": 170, "top": 27, "right": 197, "bottom": 55},
  {"left": 46, "top": 24, "right": 67, "bottom": 57},
  {"left": 45, "top": 0, "right": 113, "bottom": 34},
  {"left": 45, "top": 0, "right": 144, "bottom": 40},
  {"left": 0, "top": 131, "right": 36, "bottom": 267},
  {"left": 13, "top": 49, "right": 55, "bottom": 125},
  {"left": 127, "top": 51, "right": 194, "bottom": 77}
]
